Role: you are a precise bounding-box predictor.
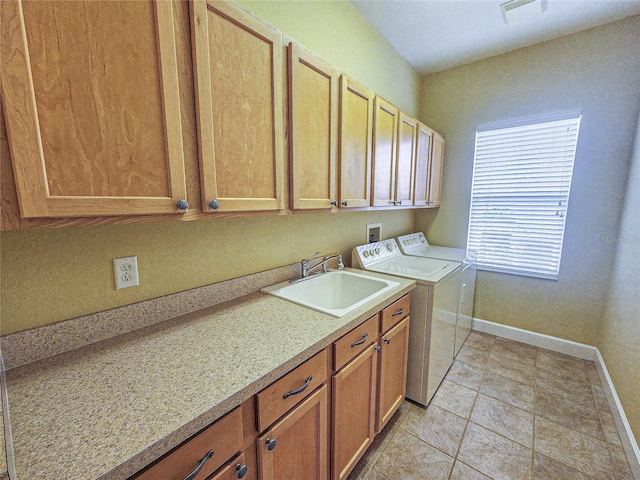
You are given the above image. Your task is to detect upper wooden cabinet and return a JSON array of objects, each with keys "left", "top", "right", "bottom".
[
  {"left": 413, "top": 123, "right": 433, "bottom": 207},
  {"left": 371, "top": 97, "right": 399, "bottom": 207},
  {"left": 395, "top": 113, "right": 417, "bottom": 207},
  {"left": 428, "top": 132, "right": 445, "bottom": 207},
  {"left": 288, "top": 42, "right": 339, "bottom": 210},
  {"left": 191, "top": 0, "right": 285, "bottom": 213},
  {"left": 1, "top": 0, "right": 188, "bottom": 218},
  {"left": 338, "top": 76, "right": 373, "bottom": 209}
]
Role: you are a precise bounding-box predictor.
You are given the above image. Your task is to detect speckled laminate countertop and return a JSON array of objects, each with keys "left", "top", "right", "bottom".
[{"left": 3, "top": 268, "right": 414, "bottom": 480}]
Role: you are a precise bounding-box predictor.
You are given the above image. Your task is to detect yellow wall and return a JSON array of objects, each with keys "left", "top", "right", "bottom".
[
  {"left": 600, "top": 114, "right": 640, "bottom": 444},
  {"left": 236, "top": 0, "right": 421, "bottom": 117},
  {"left": 416, "top": 16, "right": 640, "bottom": 346},
  {"left": 0, "top": 0, "right": 420, "bottom": 335}
]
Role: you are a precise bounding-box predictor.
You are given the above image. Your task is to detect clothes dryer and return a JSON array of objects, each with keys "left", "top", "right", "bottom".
[
  {"left": 352, "top": 239, "right": 461, "bottom": 406},
  {"left": 397, "top": 232, "right": 477, "bottom": 355}
]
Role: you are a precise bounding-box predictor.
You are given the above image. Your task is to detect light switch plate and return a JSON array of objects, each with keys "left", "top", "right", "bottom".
[{"left": 113, "top": 256, "right": 140, "bottom": 290}]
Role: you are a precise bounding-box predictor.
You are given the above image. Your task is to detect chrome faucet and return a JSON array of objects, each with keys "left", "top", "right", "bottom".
[{"left": 293, "top": 252, "right": 344, "bottom": 283}]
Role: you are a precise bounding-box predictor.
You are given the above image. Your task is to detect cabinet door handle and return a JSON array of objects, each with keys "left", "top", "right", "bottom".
[
  {"left": 266, "top": 438, "right": 277, "bottom": 451},
  {"left": 331, "top": 200, "right": 338, "bottom": 206},
  {"left": 374, "top": 345, "right": 381, "bottom": 352},
  {"left": 208, "top": 199, "right": 220, "bottom": 210},
  {"left": 350, "top": 332, "right": 369, "bottom": 348},
  {"left": 236, "top": 464, "right": 248, "bottom": 478},
  {"left": 384, "top": 338, "right": 391, "bottom": 344},
  {"left": 182, "top": 450, "right": 214, "bottom": 480},
  {"left": 176, "top": 199, "right": 189, "bottom": 211},
  {"left": 283, "top": 375, "right": 313, "bottom": 399},
  {"left": 342, "top": 200, "right": 348, "bottom": 206},
  {"left": 392, "top": 307, "right": 404, "bottom": 317}
]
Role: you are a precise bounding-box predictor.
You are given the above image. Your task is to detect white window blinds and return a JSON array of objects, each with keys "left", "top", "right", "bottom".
[{"left": 467, "top": 112, "right": 581, "bottom": 279}]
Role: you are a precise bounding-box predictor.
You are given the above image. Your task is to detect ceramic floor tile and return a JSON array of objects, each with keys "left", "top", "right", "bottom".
[
  {"left": 449, "top": 461, "right": 492, "bottom": 480},
  {"left": 400, "top": 403, "right": 467, "bottom": 456},
  {"left": 534, "top": 452, "right": 596, "bottom": 480},
  {"left": 608, "top": 444, "right": 635, "bottom": 480},
  {"left": 599, "top": 409, "right": 622, "bottom": 446},
  {"left": 585, "top": 361, "right": 602, "bottom": 386},
  {"left": 375, "top": 428, "right": 454, "bottom": 480},
  {"left": 592, "top": 384, "right": 611, "bottom": 413},
  {"left": 431, "top": 379, "right": 478, "bottom": 419},
  {"left": 480, "top": 370, "right": 535, "bottom": 411},
  {"left": 537, "top": 349, "right": 589, "bottom": 383},
  {"left": 458, "top": 422, "right": 532, "bottom": 480},
  {"left": 492, "top": 337, "right": 538, "bottom": 366},
  {"left": 386, "top": 400, "right": 411, "bottom": 427},
  {"left": 463, "top": 332, "right": 496, "bottom": 355},
  {"left": 534, "top": 387, "right": 604, "bottom": 440},
  {"left": 470, "top": 393, "right": 534, "bottom": 447},
  {"left": 347, "top": 459, "right": 373, "bottom": 480},
  {"left": 534, "top": 416, "right": 615, "bottom": 480},
  {"left": 445, "top": 359, "right": 486, "bottom": 391},
  {"left": 360, "top": 420, "right": 397, "bottom": 467},
  {"left": 487, "top": 350, "right": 537, "bottom": 387},
  {"left": 536, "top": 367, "right": 595, "bottom": 401},
  {"left": 364, "top": 470, "right": 391, "bottom": 480},
  {"left": 455, "top": 344, "right": 491, "bottom": 367}
]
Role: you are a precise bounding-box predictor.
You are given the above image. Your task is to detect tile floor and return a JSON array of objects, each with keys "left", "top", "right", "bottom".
[{"left": 347, "top": 331, "right": 636, "bottom": 480}]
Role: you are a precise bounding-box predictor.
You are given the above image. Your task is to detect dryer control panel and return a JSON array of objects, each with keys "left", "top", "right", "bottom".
[{"left": 352, "top": 239, "right": 401, "bottom": 268}]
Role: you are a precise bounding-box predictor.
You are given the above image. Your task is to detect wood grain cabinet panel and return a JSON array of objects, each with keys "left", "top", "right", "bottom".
[
  {"left": 258, "top": 385, "right": 329, "bottom": 480},
  {"left": 331, "top": 344, "right": 377, "bottom": 480},
  {"left": 1, "top": 0, "right": 187, "bottom": 217},
  {"left": 428, "top": 132, "right": 445, "bottom": 207},
  {"left": 376, "top": 316, "right": 410, "bottom": 432},
  {"left": 338, "top": 76, "right": 373, "bottom": 209},
  {"left": 191, "top": 0, "right": 284, "bottom": 213},
  {"left": 288, "top": 42, "right": 339, "bottom": 210},
  {"left": 371, "top": 97, "right": 399, "bottom": 207},
  {"left": 413, "top": 123, "right": 434, "bottom": 207},
  {"left": 395, "top": 113, "right": 417, "bottom": 207}
]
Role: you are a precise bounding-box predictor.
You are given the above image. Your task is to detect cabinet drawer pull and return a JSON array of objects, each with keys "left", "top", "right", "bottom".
[
  {"left": 384, "top": 338, "right": 391, "bottom": 344},
  {"left": 266, "top": 438, "right": 277, "bottom": 451},
  {"left": 391, "top": 307, "right": 404, "bottom": 317},
  {"left": 283, "top": 375, "right": 313, "bottom": 399},
  {"left": 350, "top": 332, "right": 369, "bottom": 348},
  {"left": 236, "top": 464, "right": 248, "bottom": 478},
  {"left": 182, "top": 450, "right": 214, "bottom": 480}
]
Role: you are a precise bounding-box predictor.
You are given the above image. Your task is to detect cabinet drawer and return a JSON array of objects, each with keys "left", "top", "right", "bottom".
[
  {"left": 380, "top": 295, "right": 410, "bottom": 333},
  {"left": 333, "top": 315, "right": 378, "bottom": 371},
  {"left": 133, "top": 407, "right": 243, "bottom": 480},
  {"left": 256, "top": 350, "right": 328, "bottom": 432}
]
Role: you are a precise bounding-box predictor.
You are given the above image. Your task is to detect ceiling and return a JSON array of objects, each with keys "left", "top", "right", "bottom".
[{"left": 350, "top": 0, "right": 640, "bottom": 75}]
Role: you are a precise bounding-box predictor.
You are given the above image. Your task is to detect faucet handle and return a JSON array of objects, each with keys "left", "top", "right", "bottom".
[{"left": 305, "top": 252, "right": 321, "bottom": 265}]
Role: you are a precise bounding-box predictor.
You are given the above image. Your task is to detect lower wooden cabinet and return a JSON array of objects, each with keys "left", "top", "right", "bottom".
[
  {"left": 376, "top": 316, "right": 410, "bottom": 431},
  {"left": 331, "top": 344, "right": 378, "bottom": 480},
  {"left": 257, "top": 385, "right": 329, "bottom": 480}
]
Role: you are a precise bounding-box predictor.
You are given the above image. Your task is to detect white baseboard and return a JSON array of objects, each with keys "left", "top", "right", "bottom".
[{"left": 472, "top": 317, "right": 640, "bottom": 476}]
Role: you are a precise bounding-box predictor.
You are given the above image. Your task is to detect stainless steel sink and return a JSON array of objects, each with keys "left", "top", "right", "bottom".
[{"left": 261, "top": 270, "right": 399, "bottom": 317}]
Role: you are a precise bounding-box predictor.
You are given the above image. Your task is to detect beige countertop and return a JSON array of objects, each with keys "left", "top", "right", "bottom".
[{"left": 3, "top": 268, "right": 414, "bottom": 480}]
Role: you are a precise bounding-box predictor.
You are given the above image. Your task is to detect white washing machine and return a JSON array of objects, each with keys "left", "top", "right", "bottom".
[
  {"left": 397, "top": 232, "right": 477, "bottom": 356},
  {"left": 352, "top": 239, "right": 461, "bottom": 407}
]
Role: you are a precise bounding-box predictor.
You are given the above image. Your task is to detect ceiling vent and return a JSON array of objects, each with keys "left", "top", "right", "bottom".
[{"left": 500, "top": 0, "right": 548, "bottom": 24}]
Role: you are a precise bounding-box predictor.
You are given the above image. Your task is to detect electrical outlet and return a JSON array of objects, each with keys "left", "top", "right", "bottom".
[
  {"left": 366, "top": 223, "right": 382, "bottom": 243},
  {"left": 113, "top": 256, "right": 140, "bottom": 290}
]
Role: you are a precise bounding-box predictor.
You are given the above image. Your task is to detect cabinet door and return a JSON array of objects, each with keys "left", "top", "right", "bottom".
[
  {"left": 413, "top": 123, "right": 433, "bottom": 207},
  {"left": 1, "top": 0, "right": 187, "bottom": 218},
  {"left": 376, "top": 317, "right": 410, "bottom": 432},
  {"left": 395, "top": 113, "right": 417, "bottom": 207},
  {"left": 191, "top": 0, "right": 284, "bottom": 213},
  {"left": 428, "top": 132, "right": 445, "bottom": 207},
  {"left": 338, "top": 76, "right": 373, "bottom": 209},
  {"left": 371, "top": 97, "right": 399, "bottom": 207},
  {"left": 288, "top": 43, "right": 339, "bottom": 210},
  {"left": 258, "top": 385, "right": 328, "bottom": 480},
  {"left": 331, "top": 345, "right": 377, "bottom": 480}
]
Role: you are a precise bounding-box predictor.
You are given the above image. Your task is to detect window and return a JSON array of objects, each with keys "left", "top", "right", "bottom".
[{"left": 467, "top": 111, "right": 581, "bottom": 280}]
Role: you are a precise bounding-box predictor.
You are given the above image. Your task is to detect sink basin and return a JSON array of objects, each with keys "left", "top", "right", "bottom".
[{"left": 261, "top": 270, "right": 399, "bottom": 317}]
